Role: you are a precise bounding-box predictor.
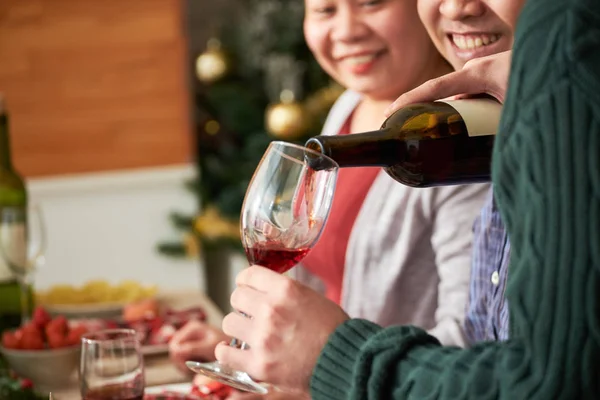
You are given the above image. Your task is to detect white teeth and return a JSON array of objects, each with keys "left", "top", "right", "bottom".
[
  {"left": 345, "top": 54, "right": 377, "bottom": 65},
  {"left": 452, "top": 34, "right": 499, "bottom": 50}
]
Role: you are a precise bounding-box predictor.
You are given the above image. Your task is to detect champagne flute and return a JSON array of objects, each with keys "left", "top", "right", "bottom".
[
  {"left": 186, "top": 141, "right": 338, "bottom": 393},
  {"left": 0, "top": 204, "right": 46, "bottom": 324},
  {"left": 80, "top": 329, "right": 145, "bottom": 400}
]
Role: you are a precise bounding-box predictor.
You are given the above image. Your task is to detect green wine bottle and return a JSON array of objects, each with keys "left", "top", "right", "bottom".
[
  {"left": 306, "top": 98, "right": 501, "bottom": 187},
  {"left": 0, "top": 94, "right": 29, "bottom": 333}
]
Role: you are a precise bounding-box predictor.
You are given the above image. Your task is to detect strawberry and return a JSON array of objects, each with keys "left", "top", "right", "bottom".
[
  {"left": 21, "top": 321, "right": 41, "bottom": 335},
  {"left": 20, "top": 378, "right": 34, "bottom": 389},
  {"left": 21, "top": 331, "right": 44, "bottom": 350},
  {"left": 32, "top": 306, "right": 52, "bottom": 329},
  {"left": 66, "top": 325, "right": 87, "bottom": 346},
  {"left": 1, "top": 330, "right": 21, "bottom": 349},
  {"left": 45, "top": 315, "right": 69, "bottom": 337},
  {"left": 47, "top": 331, "right": 68, "bottom": 349}
]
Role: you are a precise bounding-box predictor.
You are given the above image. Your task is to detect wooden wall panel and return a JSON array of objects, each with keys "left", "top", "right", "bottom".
[{"left": 0, "top": 0, "right": 192, "bottom": 177}]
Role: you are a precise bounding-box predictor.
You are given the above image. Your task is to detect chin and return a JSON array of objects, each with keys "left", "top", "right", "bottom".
[{"left": 343, "top": 78, "right": 386, "bottom": 96}]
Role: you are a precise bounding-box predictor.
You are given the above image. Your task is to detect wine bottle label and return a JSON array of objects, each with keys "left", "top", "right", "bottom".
[
  {"left": 438, "top": 98, "right": 502, "bottom": 137},
  {"left": 0, "top": 223, "right": 26, "bottom": 282}
]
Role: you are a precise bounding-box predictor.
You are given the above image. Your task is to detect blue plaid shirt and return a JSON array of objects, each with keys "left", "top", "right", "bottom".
[{"left": 464, "top": 187, "right": 511, "bottom": 343}]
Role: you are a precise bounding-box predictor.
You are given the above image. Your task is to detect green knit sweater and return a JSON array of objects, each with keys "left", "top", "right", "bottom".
[{"left": 310, "top": 0, "right": 600, "bottom": 398}]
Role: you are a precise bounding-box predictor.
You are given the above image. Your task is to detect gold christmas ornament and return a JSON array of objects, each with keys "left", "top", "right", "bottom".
[
  {"left": 194, "top": 206, "right": 240, "bottom": 241},
  {"left": 183, "top": 232, "right": 201, "bottom": 258},
  {"left": 195, "top": 38, "right": 230, "bottom": 84},
  {"left": 204, "top": 119, "right": 220, "bottom": 135},
  {"left": 265, "top": 89, "right": 310, "bottom": 140},
  {"left": 304, "top": 82, "right": 345, "bottom": 117}
]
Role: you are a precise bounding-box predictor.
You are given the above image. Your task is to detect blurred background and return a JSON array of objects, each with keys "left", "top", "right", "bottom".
[{"left": 0, "top": 0, "right": 341, "bottom": 312}]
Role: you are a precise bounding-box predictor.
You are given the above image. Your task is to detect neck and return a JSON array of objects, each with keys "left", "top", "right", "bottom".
[
  {"left": 352, "top": 98, "right": 394, "bottom": 132},
  {"left": 360, "top": 97, "right": 395, "bottom": 114}
]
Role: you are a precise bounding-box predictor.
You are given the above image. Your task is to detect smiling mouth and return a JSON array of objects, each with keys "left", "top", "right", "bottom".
[
  {"left": 449, "top": 33, "right": 500, "bottom": 50},
  {"left": 340, "top": 50, "right": 385, "bottom": 65}
]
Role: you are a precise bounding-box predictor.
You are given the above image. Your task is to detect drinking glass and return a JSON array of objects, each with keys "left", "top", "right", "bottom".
[
  {"left": 187, "top": 141, "right": 338, "bottom": 393},
  {"left": 80, "top": 329, "right": 145, "bottom": 400},
  {"left": 0, "top": 204, "right": 46, "bottom": 324}
]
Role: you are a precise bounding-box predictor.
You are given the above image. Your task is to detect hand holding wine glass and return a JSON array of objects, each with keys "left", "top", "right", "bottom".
[
  {"left": 186, "top": 141, "right": 338, "bottom": 393},
  {"left": 216, "top": 266, "right": 350, "bottom": 392}
]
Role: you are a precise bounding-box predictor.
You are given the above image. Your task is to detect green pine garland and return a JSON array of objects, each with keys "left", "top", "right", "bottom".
[{"left": 0, "top": 356, "right": 46, "bottom": 400}]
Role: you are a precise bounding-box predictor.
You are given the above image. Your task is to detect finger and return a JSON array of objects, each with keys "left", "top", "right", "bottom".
[
  {"left": 226, "top": 392, "right": 264, "bottom": 400},
  {"left": 236, "top": 266, "right": 287, "bottom": 291},
  {"left": 230, "top": 284, "right": 266, "bottom": 315},
  {"left": 172, "top": 341, "right": 217, "bottom": 362},
  {"left": 214, "top": 341, "right": 258, "bottom": 379},
  {"left": 384, "top": 69, "right": 483, "bottom": 117},
  {"left": 221, "top": 311, "right": 253, "bottom": 344},
  {"left": 170, "top": 320, "right": 207, "bottom": 345}
]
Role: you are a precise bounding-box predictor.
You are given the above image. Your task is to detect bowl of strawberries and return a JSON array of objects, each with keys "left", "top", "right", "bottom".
[{"left": 0, "top": 306, "right": 88, "bottom": 391}]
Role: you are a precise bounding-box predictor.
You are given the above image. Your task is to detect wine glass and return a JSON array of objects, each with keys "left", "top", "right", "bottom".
[
  {"left": 186, "top": 141, "right": 338, "bottom": 393},
  {"left": 0, "top": 204, "right": 46, "bottom": 324},
  {"left": 80, "top": 329, "right": 145, "bottom": 400}
]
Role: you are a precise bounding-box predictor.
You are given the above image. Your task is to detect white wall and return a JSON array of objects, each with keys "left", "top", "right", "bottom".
[{"left": 27, "top": 164, "right": 205, "bottom": 292}]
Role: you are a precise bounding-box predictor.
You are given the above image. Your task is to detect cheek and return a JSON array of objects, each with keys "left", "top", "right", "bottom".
[
  {"left": 417, "top": 0, "right": 440, "bottom": 41},
  {"left": 504, "top": 0, "right": 527, "bottom": 31},
  {"left": 379, "top": 15, "right": 433, "bottom": 60},
  {"left": 303, "top": 21, "right": 327, "bottom": 61}
]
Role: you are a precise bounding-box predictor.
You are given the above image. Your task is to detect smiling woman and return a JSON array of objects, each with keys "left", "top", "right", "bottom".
[
  {"left": 0, "top": 0, "right": 192, "bottom": 178},
  {"left": 303, "top": 0, "right": 450, "bottom": 101},
  {"left": 417, "top": 0, "right": 525, "bottom": 70}
]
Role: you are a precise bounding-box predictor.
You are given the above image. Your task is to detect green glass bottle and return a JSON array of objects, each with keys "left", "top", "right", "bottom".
[
  {"left": 0, "top": 94, "right": 29, "bottom": 333},
  {"left": 306, "top": 99, "right": 501, "bottom": 187}
]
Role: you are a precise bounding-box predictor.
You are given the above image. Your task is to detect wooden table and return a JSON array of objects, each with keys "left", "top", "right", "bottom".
[{"left": 52, "top": 289, "right": 224, "bottom": 399}]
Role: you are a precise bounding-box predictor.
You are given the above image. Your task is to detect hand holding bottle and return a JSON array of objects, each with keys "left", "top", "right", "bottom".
[
  {"left": 215, "top": 266, "right": 349, "bottom": 391},
  {"left": 385, "top": 50, "right": 513, "bottom": 117}
]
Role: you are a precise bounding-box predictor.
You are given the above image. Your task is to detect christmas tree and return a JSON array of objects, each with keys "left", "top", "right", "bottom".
[{"left": 158, "top": 0, "right": 342, "bottom": 259}]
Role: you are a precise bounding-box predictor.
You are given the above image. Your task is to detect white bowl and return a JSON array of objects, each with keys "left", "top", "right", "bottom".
[{"left": 0, "top": 345, "right": 80, "bottom": 392}]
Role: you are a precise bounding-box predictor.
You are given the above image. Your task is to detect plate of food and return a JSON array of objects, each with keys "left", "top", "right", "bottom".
[
  {"left": 144, "top": 376, "right": 235, "bottom": 399},
  {"left": 36, "top": 280, "right": 158, "bottom": 319},
  {"left": 69, "top": 299, "right": 208, "bottom": 357}
]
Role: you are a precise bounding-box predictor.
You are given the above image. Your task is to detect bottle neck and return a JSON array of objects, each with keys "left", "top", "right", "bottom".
[
  {"left": 0, "top": 113, "right": 13, "bottom": 171},
  {"left": 306, "top": 129, "right": 402, "bottom": 168}
]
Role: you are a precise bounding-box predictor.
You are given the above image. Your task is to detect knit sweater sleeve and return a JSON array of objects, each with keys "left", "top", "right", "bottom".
[{"left": 310, "top": 1, "right": 600, "bottom": 399}]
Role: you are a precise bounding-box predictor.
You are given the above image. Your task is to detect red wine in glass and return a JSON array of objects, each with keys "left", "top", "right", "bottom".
[
  {"left": 82, "top": 383, "right": 143, "bottom": 400},
  {"left": 245, "top": 243, "right": 310, "bottom": 274}
]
